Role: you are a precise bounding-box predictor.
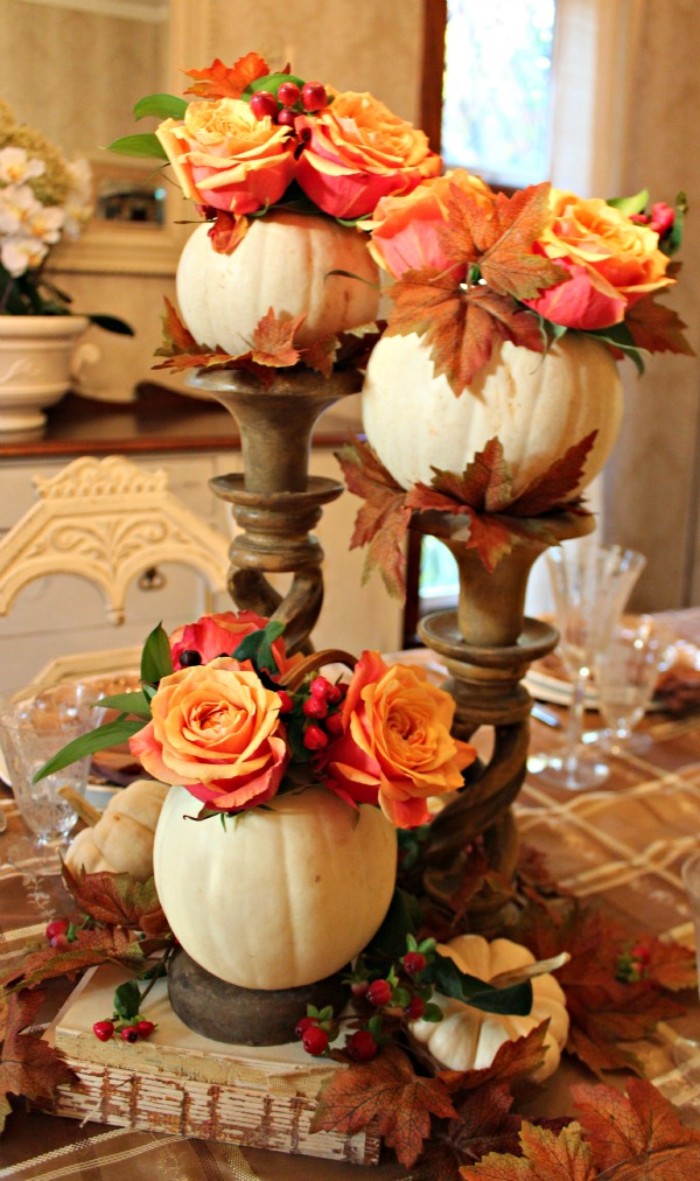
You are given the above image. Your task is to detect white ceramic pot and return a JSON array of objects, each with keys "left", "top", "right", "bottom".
[
  {"left": 153, "top": 784, "right": 398, "bottom": 991},
  {"left": 0, "top": 315, "right": 89, "bottom": 433}
]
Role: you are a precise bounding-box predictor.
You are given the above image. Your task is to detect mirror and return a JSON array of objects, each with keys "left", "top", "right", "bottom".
[{"left": 2, "top": 0, "right": 212, "bottom": 275}]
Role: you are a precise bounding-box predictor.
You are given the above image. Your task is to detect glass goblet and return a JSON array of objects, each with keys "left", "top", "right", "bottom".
[
  {"left": 595, "top": 616, "right": 672, "bottom": 754},
  {"left": 528, "top": 540, "right": 646, "bottom": 791}
]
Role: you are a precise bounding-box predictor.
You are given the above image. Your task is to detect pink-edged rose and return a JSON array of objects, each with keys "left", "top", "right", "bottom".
[
  {"left": 156, "top": 98, "right": 296, "bottom": 215},
  {"left": 526, "top": 189, "right": 673, "bottom": 330},
  {"left": 169, "top": 610, "right": 294, "bottom": 674},
  {"left": 366, "top": 169, "right": 496, "bottom": 278},
  {"left": 129, "top": 659, "right": 288, "bottom": 812},
  {"left": 295, "top": 91, "right": 441, "bottom": 220},
  {"left": 320, "top": 651, "right": 475, "bottom": 828}
]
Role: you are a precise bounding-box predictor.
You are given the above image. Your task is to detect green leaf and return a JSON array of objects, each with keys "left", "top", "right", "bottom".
[
  {"left": 113, "top": 979, "right": 142, "bottom": 1020},
  {"left": 233, "top": 620, "right": 286, "bottom": 673},
  {"left": 245, "top": 72, "right": 305, "bottom": 96},
  {"left": 108, "top": 133, "right": 168, "bottom": 160},
  {"left": 133, "top": 92, "right": 187, "bottom": 121},
  {"left": 141, "top": 624, "right": 174, "bottom": 685},
  {"left": 586, "top": 323, "right": 646, "bottom": 374},
  {"left": 32, "top": 718, "right": 146, "bottom": 782},
  {"left": 607, "top": 188, "right": 650, "bottom": 216},
  {"left": 87, "top": 314, "right": 134, "bottom": 336},
  {"left": 96, "top": 690, "right": 152, "bottom": 720},
  {"left": 428, "top": 953, "right": 533, "bottom": 1016}
]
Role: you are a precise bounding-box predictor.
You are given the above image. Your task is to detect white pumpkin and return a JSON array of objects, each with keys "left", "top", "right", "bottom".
[
  {"left": 176, "top": 212, "right": 380, "bottom": 354},
  {"left": 65, "top": 778, "right": 170, "bottom": 882},
  {"left": 361, "top": 332, "right": 623, "bottom": 499},
  {"left": 409, "top": 934, "right": 569, "bottom": 1082},
  {"left": 153, "top": 785, "right": 397, "bottom": 991}
]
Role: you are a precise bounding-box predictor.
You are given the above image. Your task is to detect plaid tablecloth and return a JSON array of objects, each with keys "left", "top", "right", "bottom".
[{"left": 2, "top": 611, "right": 700, "bottom": 1178}]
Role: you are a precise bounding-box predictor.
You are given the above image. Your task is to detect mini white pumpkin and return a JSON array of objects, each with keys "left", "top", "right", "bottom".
[
  {"left": 153, "top": 785, "right": 398, "bottom": 991},
  {"left": 409, "top": 934, "right": 569, "bottom": 1081},
  {"left": 176, "top": 212, "right": 380, "bottom": 354},
  {"left": 361, "top": 332, "right": 623, "bottom": 499},
  {"left": 65, "top": 778, "right": 170, "bottom": 882}
]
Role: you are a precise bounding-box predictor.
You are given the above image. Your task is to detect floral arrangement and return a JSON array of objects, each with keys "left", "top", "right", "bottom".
[
  {"left": 41, "top": 609, "right": 475, "bottom": 828},
  {"left": 0, "top": 99, "right": 130, "bottom": 334}
]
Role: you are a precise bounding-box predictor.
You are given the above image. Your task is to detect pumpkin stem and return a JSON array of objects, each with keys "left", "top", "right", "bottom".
[{"left": 280, "top": 648, "right": 356, "bottom": 691}]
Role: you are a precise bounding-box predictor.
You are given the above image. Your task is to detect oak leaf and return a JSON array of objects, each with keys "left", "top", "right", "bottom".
[
  {"left": 61, "top": 865, "right": 170, "bottom": 936},
  {"left": 460, "top": 1120, "right": 596, "bottom": 1180},
  {"left": 572, "top": 1077, "right": 700, "bottom": 1178},
  {"left": 250, "top": 308, "right": 305, "bottom": 367},
  {"left": 337, "top": 441, "right": 412, "bottom": 598},
  {"left": 311, "top": 1043, "right": 457, "bottom": 1167},
  {"left": 184, "top": 52, "right": 270, "bottom": 99},
  {"left": 0, "top": 990, "right": 77, "bottom": 1131}
]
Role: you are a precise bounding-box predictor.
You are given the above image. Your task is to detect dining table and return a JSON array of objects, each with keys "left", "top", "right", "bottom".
[{"left": 1, "top": 608, "right": 700, "bottom": 1179}]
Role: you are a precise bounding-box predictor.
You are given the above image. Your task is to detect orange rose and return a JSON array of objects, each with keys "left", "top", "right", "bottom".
[
  {"left": 129, "top": 660, "right": 288, "bottom": 812},
  {"left": 156, "top": 98, "right": 296, "bottom": 215},
  {"left": 367, "top": 169, "right": 496, "bottom": 278},
  {"left": 321, "top": 651, "right": 475, "bottom": 828},
  {"left": 295, "top": 91, "right": 441, "bottom": 220},
  {"left": 527, "top": 189, "right": 673, "bottom": 330}
]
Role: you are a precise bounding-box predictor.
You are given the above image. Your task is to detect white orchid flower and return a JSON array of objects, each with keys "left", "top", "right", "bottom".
[{"left": 0, "top": 146, "right": 45, "bottom": 187}]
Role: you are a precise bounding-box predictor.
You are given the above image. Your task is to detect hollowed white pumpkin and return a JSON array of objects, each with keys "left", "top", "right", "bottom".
[
  {"left": 176, "top": 212, "right": 380, "bottom": 354},
  {"left": 153, "top": 785, "right": 398, "bottom": 991},
  {"left": 361, "top": 332, "right": 623, "bottom": 499},
  {"left": 409, "top": 934, "right": 569, "bottom": 1081},
  {"left": 65, "top": 778, "right": 170, "bottom": 882}
]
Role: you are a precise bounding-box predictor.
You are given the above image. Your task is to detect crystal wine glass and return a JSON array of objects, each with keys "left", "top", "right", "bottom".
[
  {"left": 528, "top": 540, "right": 646, "bottom": 790},
  {"left": 595, "top": 616, "right": 673, "bottom": 754}
]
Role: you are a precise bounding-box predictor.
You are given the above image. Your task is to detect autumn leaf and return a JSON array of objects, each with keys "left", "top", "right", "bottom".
[
  {"left": 209, "top": 212, "right": 249, "bottom": 255},
  {"left": 0, "top": 990, "right": 77, "bottom": 1130},
  {"left": 311, "top": 1044, "right": 457, "bottom": 1167},
  {"left": 573, "top": 1078, "right": 700, "bottom": 1178},
  {"left": 303, "top": 334, "right": 338, "bottom": 378},
  {"left": 61, "top": 864, "right": 170, "bottom": 936},
  {"left": 183, "top": 52, "right": 270, "bottom": 99},
  {"left": 0, "top": 925, "right": 145, "bottom": 994},
  {"left": 336, "top": 440, "right": 412, "bottom": 598},
  {"left": 460, "top": 1120, "right": 596, "bottom": 1180},
  {"left": 625, "top": 294, "right": 695, "bottom": 356},
  {"left": 507, "top": 432, "right": 598, "bottom": 517},
  {"left": 440, "top": 1025, "right": 552, "bottom": 1098},
  {"left": 250, "top": 308, "right": 305, "bottom": 367},
  {"left": 414, "top": 439, "right": 514, "bottom": 514},
  {"left": 157, "top": 296, "right": 199, "bottom": 356}
]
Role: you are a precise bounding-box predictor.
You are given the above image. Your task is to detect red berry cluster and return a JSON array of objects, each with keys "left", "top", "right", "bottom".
[
  {"left": 294, "top": 1004, "right": 337, "bottom": 1056},
  {"left": 249, "top": 79, "right": 328, "bottom": 126},
  {"left": 300, "top": 676, "right": 346, "bottom": 752},
  {"left": 45, "top": 917, "right": 77, "bottom": 950},
  {"left": 93, "top": 1019, "right": 156, "bottom": 1044}
]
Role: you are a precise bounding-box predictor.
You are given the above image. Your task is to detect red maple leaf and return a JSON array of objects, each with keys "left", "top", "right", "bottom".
[
  {"left": 625, "top": 294, "right": 695, "bottom": 356},
  {"left": 336, "top": 441, "right": 412, "bottom": 598},
  {"left": 157, "top": 296, "right": 199, "bottom": 356},
  {"left": 250, "top": 308, "right": 305, "bottom": 367},
  {"left": 0, "top": 990, "right": 77, "bottom": 1131},
  {"left": 183, "top": 52, "right": 270, "bottom": 100},
  {"left": 209, "top": 212, "right": 249, "bottom": 255},
  {"left": 311, "top": 1044, "right": 457, "bottom": 1168},
  {"left": 507, "top": 432, "right": 598, "bottom": 517},
  {"left": 0, "top": 925, "right": 146, "bottom": 994},
  {"left": 573, "top": 1078, "right": 700, "bottom": 1178},
  {"left": 62, "top": 864, "right": 170, "bottom": 936}
]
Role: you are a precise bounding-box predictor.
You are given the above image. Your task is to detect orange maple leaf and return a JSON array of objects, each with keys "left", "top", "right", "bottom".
[
  {"left": 460, "top": 1121, "right": 596, "bottom": 1180},
  {"left": 573, "top": 1078, "right": 700, "bottom": 1178},
  {"left": 61, "top": 864, "right": 170, "bottom": 936},
  {"left": 508, "top": 432, "right": 598, "bottom": 517},
  {"left": 158, "top": 296, "right": 199, "bottom": 355},
  {"left": 303, "top": 335, "right": 338, "bottom": 378},
  {"left": 625, "top": 294, "right": 695, "bottom": 356},
  {"left": 209, "top": 212, "right": 249, "bottom": 255},
  {"left": 0, "top": 924, "right": 145, "bottom": 994},
  {"left": 336, "top": 441, "right": 412, "bottom": 599},
  {"left": 183, "top": 52, "right": 270, "bottom": 100},
  {"left": 0, "top": 990, "right": 77, "bottom": 1127},
  {"left": 250, "top": 308, "right": 305, "bottom": 368},
  {"left": 311, "top": 1044, "right": 457, "bottom": 1168}
]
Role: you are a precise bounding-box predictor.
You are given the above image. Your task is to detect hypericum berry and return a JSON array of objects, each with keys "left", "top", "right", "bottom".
[
  {"left": 325, "top": 683, "right": 345, "bottom": 704},
  {"left": 325, "top": 712, "right": 344, "bottom": 737},
  {"left": 302, "top": 1025, "right": 330, "bottom": 1056},
  {"left": 276, "top": 108, "right": 297, "bottom": 128},
  {"left": 93, "top": 1020, "right": 115, "bottom": 1042},
  {"left": 345, "top": 1029, "right": 378, "bottom": 1062},
  {"left": 120, "top": 1025, "right": 139, "bottom": 1043},
  {"left": 294, "top": 1015, "right": 318, "bottom": 1039},
  {"left": 402, "top": 951, "right": 427, "bottom": 977},
  {"left": 310, "top": 676, "right": 333, "bottom": 699},
  {"left": 277, "top": 80, "right": 301, "bottom": 107},
  {"left": 301, "top": 81, "right": 328, "bottom": 111},
  {"left": 350, "top": 978, "right": 369, "bottom": 1000},
  {"left": 405, "top": 995, "right": 426, "bottom": 1020},
  {"left": 303, "top": 695, "right": 328, "bottom": 720},
  {"left": 250, "top": 90, "right": 279, "bottom": 120},
  {"left": 276, "top": 689, "right": 294, "bottom": 713},
  {"left": 303, "top": 724, "right": 328, "bottom": 751},
  {"left": 180, "top": 649, "right": 202, "bottom": 667},
  {"left": 136, "top": 1020, "right": 156, "bottom": 1039},
  {"left": 366, "top": 979, "right": 392, "bottom": 1007},
  {"left": 50, "top": 933, "right": 72, "bottom": 950},
  {"left": 46, "top": 918, "right": 69, "bottom": 942}
]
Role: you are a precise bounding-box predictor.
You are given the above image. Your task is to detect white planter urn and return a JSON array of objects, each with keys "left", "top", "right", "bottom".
[{"left": 0, "top": 315, "right": 89, "bottom": 433}]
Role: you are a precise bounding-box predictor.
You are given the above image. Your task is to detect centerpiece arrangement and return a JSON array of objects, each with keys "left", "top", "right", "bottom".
[{"left": 0, "top": 100, "right": 132, "bottom": 430}]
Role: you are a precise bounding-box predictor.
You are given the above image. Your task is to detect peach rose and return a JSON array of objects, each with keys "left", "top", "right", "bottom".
[
  {"left": 295, "top": 91, "right": 442, "bottom": 220},
  {"left": 321, "top": 651, "right": 475, "bottom": 828},
  {"left": 366, "top": 169, "right": 496, "bottom": 278},
  {"left": 129, "top": 660, "right": 288, "bottom": 812},
  {"left": 169, "top": 610, "right": 294, "bottom": 675},
  {"left": 156, "top": 98, "right": 296, "bottom": 215},
  {"left": 526, "top": 189, "right": 673, "bottom": 330}
]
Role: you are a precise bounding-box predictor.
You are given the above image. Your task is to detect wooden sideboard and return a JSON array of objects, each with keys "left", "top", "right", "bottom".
[{"left": 0, "top": 386, "right": 404, "bottom": 691}]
